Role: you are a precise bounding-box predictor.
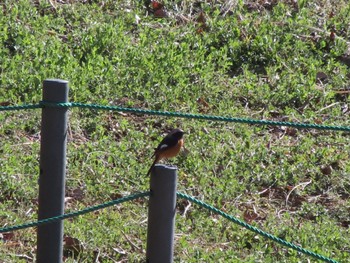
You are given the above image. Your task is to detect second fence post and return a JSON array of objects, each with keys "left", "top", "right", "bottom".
[
  {"left": 146, "top": 164, "right": 178, "bottom": 263},
  {"left": 37, "top": 79, "right": 69, "bottom": 263}
]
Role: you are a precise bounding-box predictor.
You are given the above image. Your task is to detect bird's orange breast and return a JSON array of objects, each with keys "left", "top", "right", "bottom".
[{"left": 157, "top": 138, "right": 183, "bottom": 160}]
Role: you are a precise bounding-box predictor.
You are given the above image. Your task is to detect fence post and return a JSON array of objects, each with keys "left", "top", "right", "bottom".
[
  {"left": 37, "top": 79, "right": 69, "bottom": 263},
  {"left": 146, "top": 164, "right": 177, "bottom": 263}
]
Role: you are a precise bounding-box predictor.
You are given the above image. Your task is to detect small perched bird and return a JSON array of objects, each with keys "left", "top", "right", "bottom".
[{"left": 146, "top": 129, "right": 184, "bottom": 176}]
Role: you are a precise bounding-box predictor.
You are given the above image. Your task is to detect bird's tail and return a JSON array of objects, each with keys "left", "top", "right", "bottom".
[{"left": 146, "top": 156, "right": 159, "bottom": 176}]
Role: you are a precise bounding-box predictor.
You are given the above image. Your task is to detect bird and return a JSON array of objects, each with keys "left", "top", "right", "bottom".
[{"left": 146, "top": 129, "right": 184, "bottom": 176}]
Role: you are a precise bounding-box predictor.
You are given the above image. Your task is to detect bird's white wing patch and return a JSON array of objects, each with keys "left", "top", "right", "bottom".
[{"left": 159, "top": 144, "right": 168, "bottom": 150}]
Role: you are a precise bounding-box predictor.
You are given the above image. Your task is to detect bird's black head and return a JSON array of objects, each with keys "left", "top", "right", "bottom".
[{"left": 170, "top": 129, "right": 184, "bottom": 139}]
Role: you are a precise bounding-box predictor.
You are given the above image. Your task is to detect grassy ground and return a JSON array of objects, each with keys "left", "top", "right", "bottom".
[{"left": 0, "top": 0, "right": 349, "bottom": 262}]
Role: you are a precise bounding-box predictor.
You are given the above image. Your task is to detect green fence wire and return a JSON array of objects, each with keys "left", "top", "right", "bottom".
[
  {"left": 0, "top": 101, "right": 350, "bottom": 132},
  {"left": 0, "top": 191, "right": 339, "bottom": 263},
  {"left": 0, "top": 191, "right": 150, "bottom": 233},
  {"left": 0, "top": 103, "right": 41, "bottom": 111},
  {"left": 177, "top": 192, "right": 339, "bottom": 263}
]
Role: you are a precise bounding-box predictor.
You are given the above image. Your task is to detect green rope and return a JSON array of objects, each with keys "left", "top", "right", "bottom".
[
  {"left": 177, "top": 192, "right": 338, "bottom": 263},
  {"left": 40, "top": 101, "right": 350, "bottom": 132},
  {"left": 0, "top": 190, "right": 339, "bottom": 262},
  {"left": 0, "top": 191, "right": 150, "bottom": 233},
  {"left": 0, "top": 104, "right": 41, "bottom": 111},
  {"left": 0, "top": 101, "right": 349, "bottom": 132}
]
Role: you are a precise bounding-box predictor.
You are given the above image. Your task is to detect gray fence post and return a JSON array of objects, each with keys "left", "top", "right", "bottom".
[
  {"left": 37, "top": 79, "right": 69, "bottom": 263},
  {"left": 146, "top": 164, "right": 178, "bottom": 263}
]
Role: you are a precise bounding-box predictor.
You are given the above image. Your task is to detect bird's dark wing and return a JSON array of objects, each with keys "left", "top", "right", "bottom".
[{"left": 155, "top": 134, "right": 179, "bottom": 152}]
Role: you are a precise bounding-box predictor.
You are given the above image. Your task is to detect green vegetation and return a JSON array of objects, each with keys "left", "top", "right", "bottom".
[{"left": 0, "top": 0, "right": 349, "bottom": 262}]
